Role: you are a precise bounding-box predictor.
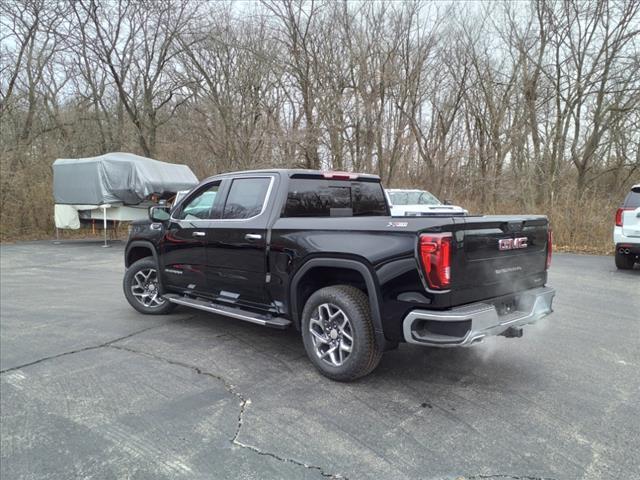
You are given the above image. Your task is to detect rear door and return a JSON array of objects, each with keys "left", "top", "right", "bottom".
[
  {"left": 160, "top": 180, "right": 222, "bottom": 295},
  {"left": 450, "top": 216, "right": 549, "bottom": 305},
  {"left": 204, "top": 175, "right": 276, "bottom": 311},
  {"left": 622, "top": 188, "right": 640, "bottom": 238}
]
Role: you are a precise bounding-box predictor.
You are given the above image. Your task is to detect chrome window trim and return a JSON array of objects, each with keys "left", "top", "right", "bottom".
[{"left": 170, "top": 176, "right": 275, "bottom": 223}]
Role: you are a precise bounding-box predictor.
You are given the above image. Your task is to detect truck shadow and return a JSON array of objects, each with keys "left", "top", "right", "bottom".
[{"left": 169, "top": 307, "right": 539, "bottom": 391}]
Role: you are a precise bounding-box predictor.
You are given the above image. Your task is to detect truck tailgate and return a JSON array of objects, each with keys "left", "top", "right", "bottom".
[{"left": 450, "top": 216, "right": 549, "bottom": 305}]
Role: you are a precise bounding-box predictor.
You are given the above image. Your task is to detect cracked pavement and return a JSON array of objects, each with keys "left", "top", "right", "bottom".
[{"left": 1, "top": 241, "right": 639, "bottom": 479}]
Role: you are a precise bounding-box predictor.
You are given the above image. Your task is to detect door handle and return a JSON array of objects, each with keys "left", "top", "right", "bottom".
[
  {"left": 192, "top": 231, "right": 206, "bottom": 237},
  {"left": 244, "top": 233, "right": 262, "bottom": 241}
]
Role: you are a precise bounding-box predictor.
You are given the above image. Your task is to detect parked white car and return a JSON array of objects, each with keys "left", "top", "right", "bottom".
[
  {"left": 614, "top": 184, "right": 640, "bottom": 269},
  {"left": 385, "top": 189, "right": 467, "bottom": 217}
]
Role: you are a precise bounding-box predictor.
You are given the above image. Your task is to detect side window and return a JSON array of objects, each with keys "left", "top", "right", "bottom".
[
  {"left": 222, "top": 177, "right": 271, "bottom": 219},
  {"left": 176, "top": 182, "right": 220, "bottom": 220}
]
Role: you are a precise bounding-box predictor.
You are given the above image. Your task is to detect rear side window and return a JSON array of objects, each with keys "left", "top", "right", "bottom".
[
  {"left": 623, "top": 190, "right": 640, "bottom": 208},
  {"left": 222, "top": 177, "right": 271, "bottom": 219},
  {"left": 283, "top": 179, "right": 388, "bottom": 217}
]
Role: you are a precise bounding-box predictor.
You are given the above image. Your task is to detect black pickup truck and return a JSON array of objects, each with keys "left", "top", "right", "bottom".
[{"left": 123, "top": 169, "right": 555, "bottom": 381}]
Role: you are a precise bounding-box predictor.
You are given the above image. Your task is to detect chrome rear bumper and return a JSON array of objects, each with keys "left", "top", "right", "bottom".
[{"left": 402, "top": 286, "right": 555, "bottom": 347}]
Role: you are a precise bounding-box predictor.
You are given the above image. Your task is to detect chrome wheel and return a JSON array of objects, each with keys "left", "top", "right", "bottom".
[
  {"left": 309, "top": 303, "right": 353, "bottom": 367},
  {"left": 130, "top": 268, "right": 165, "bottom": 308}
]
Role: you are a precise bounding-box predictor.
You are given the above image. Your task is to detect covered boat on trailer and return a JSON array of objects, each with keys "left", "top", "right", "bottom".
[{"left": 53, "top": 152, "right": 198, "bottom": 229}]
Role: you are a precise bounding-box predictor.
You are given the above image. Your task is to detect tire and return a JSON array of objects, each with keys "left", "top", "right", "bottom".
[
  {"left": 301, "top": 285, "right": 382, "bottom": 382},
  {"left": 123, "top": 257, "right": 176, "bottom": 315},
  {"left": 615, "top": 251, "right": 635, "bottom": 270}
]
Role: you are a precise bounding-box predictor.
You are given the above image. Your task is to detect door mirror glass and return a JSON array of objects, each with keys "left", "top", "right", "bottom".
[{"left": 149, "top": 206, "right": 170, "bottom": 222}]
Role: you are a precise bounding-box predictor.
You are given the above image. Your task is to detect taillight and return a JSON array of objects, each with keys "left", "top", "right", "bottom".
[
  {"left": 616, "top": 207, "right": 632, "bottom": 227},
  {"left": 546, "top": 229, "right": 553, "bottom": 270},
  {"left": 419, "top": 233, "right": 452, "bottom": 289}
]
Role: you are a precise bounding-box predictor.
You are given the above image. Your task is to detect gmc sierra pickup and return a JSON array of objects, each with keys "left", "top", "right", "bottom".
[{"left": 123, "top": 169, "right": 555, "bottom": 381}]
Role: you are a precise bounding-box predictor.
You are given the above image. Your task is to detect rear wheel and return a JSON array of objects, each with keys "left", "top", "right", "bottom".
[
  {"left": 123, "top": 257, "right": 176, "bottom": 315},
  {"left": 615, "top": 251, "right": 635, "bottom": 270},
  {"left": 301, "top": 285, "right": 382, "bottom": 381}
]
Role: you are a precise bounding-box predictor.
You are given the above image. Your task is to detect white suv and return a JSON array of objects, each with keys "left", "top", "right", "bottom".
[{"left": 614, "top": 184, "right": 640, "bottom": 269}]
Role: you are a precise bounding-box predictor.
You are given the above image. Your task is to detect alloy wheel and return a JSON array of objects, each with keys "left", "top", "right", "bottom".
[
  {"left": 130, "top": 268, "right": 165, "bottom": 308},
  {"left": 308, "top": 303, "right": 353, "bottom": 367}
]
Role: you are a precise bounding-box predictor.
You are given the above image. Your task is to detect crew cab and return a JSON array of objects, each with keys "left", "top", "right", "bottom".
[
  {"left": 614, "top": 184, "right": 640, "bottom": 269},
  {"left": 123, "top": 169, "right": 555, "bottom": 381}
]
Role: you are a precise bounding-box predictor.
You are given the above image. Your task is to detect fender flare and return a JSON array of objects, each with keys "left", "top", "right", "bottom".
[
  {"left": 124, "top": 240, "right": 159, "bottom": 268},
  {"left": 125, "top": 240, "right": 165, "bottom": 294},
  {"left": 289, "top": 258, "right": 387, "bottom": 346}
]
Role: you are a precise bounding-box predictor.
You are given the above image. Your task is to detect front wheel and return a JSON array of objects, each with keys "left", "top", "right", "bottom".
[
  {"left": 123, "top": 257, "right": 176, "bottom": 315},
  {"left": 301, "top": 285, "right": 382, "bottom": 382}
]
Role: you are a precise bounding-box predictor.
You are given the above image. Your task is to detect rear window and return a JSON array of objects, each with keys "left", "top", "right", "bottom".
[
  {"left": 624, "top": 190, "right": 640, "bottom": 208},
  {"left": 283, "top": 179, "right": 388, "bottom": 217}
]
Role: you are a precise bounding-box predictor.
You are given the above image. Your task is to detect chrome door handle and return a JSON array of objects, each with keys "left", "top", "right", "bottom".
[
  {"left": 192, "top": 231, "right": 206, "bottom": 237},
  {"left": 244, "top": 233, "right": 262, "bottom": 241}
]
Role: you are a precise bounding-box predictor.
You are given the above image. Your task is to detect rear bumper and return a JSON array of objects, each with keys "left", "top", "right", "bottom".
[
  {"left": 615, "top": 243, "right": 640, "bottom": 255},
  {"left": 614, "top": 227, "right": 640, "bottom": 249},
  {"left": 402, "top": 286, "right": 555, "bottom": 347}
]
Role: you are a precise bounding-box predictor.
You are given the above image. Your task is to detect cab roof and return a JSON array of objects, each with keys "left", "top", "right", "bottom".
[{"left": 204, "top": 169, "right": 380, "bottom": 182}]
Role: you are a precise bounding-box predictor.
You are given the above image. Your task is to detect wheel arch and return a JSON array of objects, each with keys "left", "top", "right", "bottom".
[
  {"left": 125, "top": 241, "right": 167, "bottom": 294},
  {"left": 289, "top": 258, "right": 386, "bottom": 346},
  {"left": 125, "top": 241, "right": 159, "bottom": 268}
]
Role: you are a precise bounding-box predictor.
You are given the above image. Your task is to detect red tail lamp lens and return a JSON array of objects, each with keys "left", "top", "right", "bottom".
[{"left": 419, "top": 233, "right": 452, "bottom": 289}]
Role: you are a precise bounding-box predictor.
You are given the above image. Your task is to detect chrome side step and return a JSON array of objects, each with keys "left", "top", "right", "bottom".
[{"left": 163, "top": 294, "right": 291, "bottom": 329}]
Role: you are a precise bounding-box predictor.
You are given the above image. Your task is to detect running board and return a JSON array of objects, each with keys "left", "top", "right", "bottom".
[{"left": 163, "top": 294, "right": 291, "bottom": 329}]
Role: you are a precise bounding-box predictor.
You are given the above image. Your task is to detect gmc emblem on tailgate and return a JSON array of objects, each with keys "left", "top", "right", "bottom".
[{"left": 498, "top": 237, "right": 528, "bottom": 251}]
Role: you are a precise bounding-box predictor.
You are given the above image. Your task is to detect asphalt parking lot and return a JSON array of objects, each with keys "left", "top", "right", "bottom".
[{"left": 1, "top": 241, "right": 638, "bottom": 480}]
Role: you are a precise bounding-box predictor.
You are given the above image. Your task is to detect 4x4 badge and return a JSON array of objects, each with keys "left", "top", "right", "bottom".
[{"left": 387, "top": 221, "right": 408, "bottom": 228}]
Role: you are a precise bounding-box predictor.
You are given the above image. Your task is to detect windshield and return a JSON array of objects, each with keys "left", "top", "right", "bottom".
[{"left": 388, "top": 190, "right": 441, "bottom": 206}]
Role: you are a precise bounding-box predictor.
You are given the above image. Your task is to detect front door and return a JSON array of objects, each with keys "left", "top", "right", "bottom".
[
  {"left": 204, "top": 175, "right": 275, "bottom": 311},
  {"left": 160, "top": 181, "right": 222, "bottom": 296}
]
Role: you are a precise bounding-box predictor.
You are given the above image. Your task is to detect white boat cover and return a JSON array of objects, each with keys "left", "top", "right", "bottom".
[
  {"left": 54, "top": 204, "right": 89, "bottom": 229},
  {"left": 53, "top": 152, "right": 198, "bottom": 205}
]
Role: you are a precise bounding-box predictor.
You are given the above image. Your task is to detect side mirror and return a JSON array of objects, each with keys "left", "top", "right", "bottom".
[
  {"left": 444, "top": 199, "right": 452, "bottom": 205},
  {"left": 149, "top": 206, "right": 170, "bottom": 222}
]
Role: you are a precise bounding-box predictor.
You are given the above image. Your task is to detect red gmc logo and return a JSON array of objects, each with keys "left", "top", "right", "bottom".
[{"left": 498, "top": 237, "right": 528, "bottom": 251}]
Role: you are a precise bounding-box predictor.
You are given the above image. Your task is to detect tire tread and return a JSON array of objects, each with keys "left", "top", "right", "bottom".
[{"left": 615, "top": 251, "right": 635, "bottom": 270}]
